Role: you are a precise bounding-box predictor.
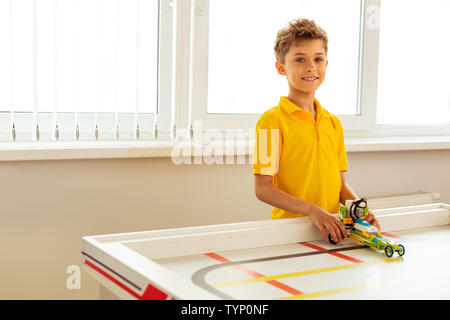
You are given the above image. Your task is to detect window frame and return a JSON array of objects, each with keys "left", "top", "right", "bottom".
[
  {"left": 187, "top": 0, "right": 377, "bottom": 133},
  {"left": 187, "top": 0, "right": 450, "bottom": 137}
]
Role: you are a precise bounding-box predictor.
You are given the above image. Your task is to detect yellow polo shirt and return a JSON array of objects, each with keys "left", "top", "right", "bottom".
[{"left": 253, "top": 96, "right": 348, "bottom": 219}]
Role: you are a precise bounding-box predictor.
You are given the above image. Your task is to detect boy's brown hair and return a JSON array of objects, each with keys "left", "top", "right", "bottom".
[{"left": 274, "top": 18, "right": 328, "bottom": 63}]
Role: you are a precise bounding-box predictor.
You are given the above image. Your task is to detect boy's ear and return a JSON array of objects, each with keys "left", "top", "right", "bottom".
[{"left": 275, "top": 60, "right": 286, "bottom": 75}]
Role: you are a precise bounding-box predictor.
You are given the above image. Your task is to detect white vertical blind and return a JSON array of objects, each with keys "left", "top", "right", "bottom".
[
  {"left": 0, "top": 0, "right": 159, "bottom": 142},
  {"left": 32, "top": 0, "right": 38, "bottom": 140},
  {"left": 115, "top": 0, "right": 120, "bottom": 139},
  {"left": 53, "top": 0, "right": 59, "bottom": 140},
  {"left": 135, "top": 0, "right": 141, "bottom": 140},
  {"left": 8, "top": 0, "right": 15, "bottom": 140}
]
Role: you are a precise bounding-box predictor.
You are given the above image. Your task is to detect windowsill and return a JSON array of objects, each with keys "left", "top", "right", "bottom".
[
  {"left": 344, "top": 136, "right": 450, "bottom": 152},
  {"left": 0, "top": 140, "right": 176, "bottom": 162},
  {"left": 0, "top": 136, "right": 450, "bottom": 162}
]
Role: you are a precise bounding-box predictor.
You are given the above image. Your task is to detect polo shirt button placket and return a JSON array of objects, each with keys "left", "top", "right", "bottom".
[
  {"left": 314, "top": 118, "right": 320, "bottom": 142},
  {"left": 315, "top": 112, "right": 322, "bottom": 142}
]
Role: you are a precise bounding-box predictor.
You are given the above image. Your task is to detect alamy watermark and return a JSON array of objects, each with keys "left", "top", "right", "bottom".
[
  {"left": 366, "top": 265, "right": 381, "bottom": 290},
  {"left": 366, "top": 4, "right": 380, "bottom": 30},
  {"left": 66, "top": 265, "right": 81, "bottom": 290},
  {"left": 170, "top": 121, "right": 280, "bottom": 174}
]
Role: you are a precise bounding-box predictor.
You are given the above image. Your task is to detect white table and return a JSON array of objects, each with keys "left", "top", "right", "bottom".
[{"left": 82, "top": 203, "right": 450, "bottom": 300}]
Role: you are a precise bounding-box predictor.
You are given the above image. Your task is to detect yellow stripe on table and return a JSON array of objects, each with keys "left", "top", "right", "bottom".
[{"left": 278, "top": 284, "right": 369, "bottom": 300}]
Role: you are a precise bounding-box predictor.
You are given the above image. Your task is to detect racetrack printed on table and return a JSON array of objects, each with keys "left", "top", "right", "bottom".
[
  {"left": 211, "top": 257, "right": 403, "bottom": 288},
  {"left": 191, "top": 244, "right": 366, "bottom": 299},
  {"left": 157, "top": 227, "right": 450, "bottom": 299},
  {"left": 208, "top": 241, "right": 365, "bottom": 291},
  {"left": 298, "top": 242, "right": 364, "bottom": 263},
  {"left": 204, "top": 252, "right": 304, "bottom": 296},
  {"left": 278, "top": 284, "right": 370, "bottom": 300},
  {"left": 196, "top": 236, "right": 410, "bottom": 299},
  {"left": 156, "top": 227, "right": 449, "bottom": 299},
  {"left": 157, "top": 232, "right": 408, "bottom": 299},
  {"left": 381, "top": 232, "right": 401, "bottom": 239}
]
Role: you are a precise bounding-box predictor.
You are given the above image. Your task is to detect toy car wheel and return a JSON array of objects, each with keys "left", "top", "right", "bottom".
[
  {"left": 385, "top": 246, "right": 394, "bottom": 258},
  {"left": 328, "top": 233, "right": 338, "bottom": 245},
  {"left": 397, "top": 244, "right": 405, "bottom": 256}
]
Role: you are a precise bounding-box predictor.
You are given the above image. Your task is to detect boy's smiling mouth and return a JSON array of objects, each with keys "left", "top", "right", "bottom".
[{"left": 301, "top": 76, "right": 319, "bottom": 81}]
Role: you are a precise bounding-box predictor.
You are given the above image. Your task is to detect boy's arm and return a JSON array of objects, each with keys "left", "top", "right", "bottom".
[
  {"left": 339, "top": 172, "right": 380, "bottom": 230},
  {"left": 339, "top": 171, "right": 359, "bottom": 204},
  {"left": 255, "top": 174, "right": 347, "bottom": 243}
]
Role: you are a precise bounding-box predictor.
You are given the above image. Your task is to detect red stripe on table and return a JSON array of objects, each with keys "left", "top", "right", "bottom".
[
  {"left": 381, "top": 232, "right": 401, "bottom": 239},
  {"left": 298, "top": 242, "right": 364, "bottom": 264},
  {"left": 84, "top": 259, "right": 168, "bottom": 300},
  {"left": 204, "top": 252, "right": 304, "bottom": 295}
]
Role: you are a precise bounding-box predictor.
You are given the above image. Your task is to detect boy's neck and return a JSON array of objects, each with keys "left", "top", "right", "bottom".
[{"left": 287, "top": 92, "right": 316, "bottom": 113}]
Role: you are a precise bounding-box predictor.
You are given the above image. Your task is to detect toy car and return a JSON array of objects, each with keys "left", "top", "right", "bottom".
[{"left": 328, "top": 198, "right": 405, "bottom": 257}]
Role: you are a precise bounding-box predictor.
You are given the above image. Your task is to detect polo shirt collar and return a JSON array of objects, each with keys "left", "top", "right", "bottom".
[{"left": 279, "top": 96, "right": 330, "bottom": 119}]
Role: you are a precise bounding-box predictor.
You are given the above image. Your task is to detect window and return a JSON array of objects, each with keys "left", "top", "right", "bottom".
[
  {"left": 207, "top": 0, "right": 362, "bottom": 116},
  {"left": 1, "top": 0, "right": 449, "bottom": 147},
  {"left": 0, "top": 0, "right": 161, "bottom": 142},
  {"left": 377, "top": 0, "right": 450, "bottom": 125},
  {"left": 194, "top": 0, "right": 450, "bottom": 135},
  {"left": 189, "top": 0, "right": 372, "bottom": 132}
]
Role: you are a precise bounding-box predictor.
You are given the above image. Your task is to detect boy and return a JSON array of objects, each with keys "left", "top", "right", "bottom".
[{"left": 253, "top": 18, "right": 380, "bottom": 244}]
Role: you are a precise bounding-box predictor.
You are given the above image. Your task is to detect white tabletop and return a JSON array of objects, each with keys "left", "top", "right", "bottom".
[{"left": 155, "top": 225, "right": 450, "bottom": 299}]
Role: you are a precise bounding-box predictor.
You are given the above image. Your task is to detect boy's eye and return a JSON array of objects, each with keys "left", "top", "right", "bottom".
[{"left": 296, "top": 57, "right": 324, "bottom": 63}]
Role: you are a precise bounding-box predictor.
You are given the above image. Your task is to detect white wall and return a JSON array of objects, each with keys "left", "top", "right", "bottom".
[{"left": 0, "top": 149, "right": 449, "bottom": 299}]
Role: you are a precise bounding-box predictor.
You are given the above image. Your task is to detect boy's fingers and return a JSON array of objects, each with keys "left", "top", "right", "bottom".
[
  {"left": 327, "top": 224, "right": 340, "bottom": 243},
  {"left": 333, "top": 224, "right": 344, "bottom": 243},
  {"left": 337, "top": 221, "right": 347, "bottom": 238},
  {"left": 318, "top": 225, "right": 328, "bottom": 241},
  {"left": 375, "top": 221, "right": 381, "bottom": 231},
  {"left": 336, "top": 222, "right": 347, "bottom": 242},
  {"left": 368, "top": 214, "right": 381, "bottom": 230},
  {"left": 374, "top": 218, "right": 380, "bottom": 229}
]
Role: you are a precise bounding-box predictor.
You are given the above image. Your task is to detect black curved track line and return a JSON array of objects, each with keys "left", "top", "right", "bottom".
[{"left": 191, "top": 245, "right": 366, "bottom": 299}]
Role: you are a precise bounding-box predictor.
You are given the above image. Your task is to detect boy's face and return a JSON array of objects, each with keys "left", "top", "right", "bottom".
[{"left": 275, "top": 39, "right": 328, "bottom": 95}]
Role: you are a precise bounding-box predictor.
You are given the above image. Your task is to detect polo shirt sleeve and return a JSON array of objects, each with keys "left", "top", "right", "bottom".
[
  {"left": 335, "top": 116, "right": 348, "bottom": 172},
  {"left": 252, "top": 113, "right": 282, "bottom": 176}
]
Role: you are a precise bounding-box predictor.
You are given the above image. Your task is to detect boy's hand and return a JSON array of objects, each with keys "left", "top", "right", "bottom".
[
  {"left": 365, "top": 211, "right": 381, "bottom": 231},
  {"left": 307, "top": 204, "right": 347, "bottom": 243}
]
